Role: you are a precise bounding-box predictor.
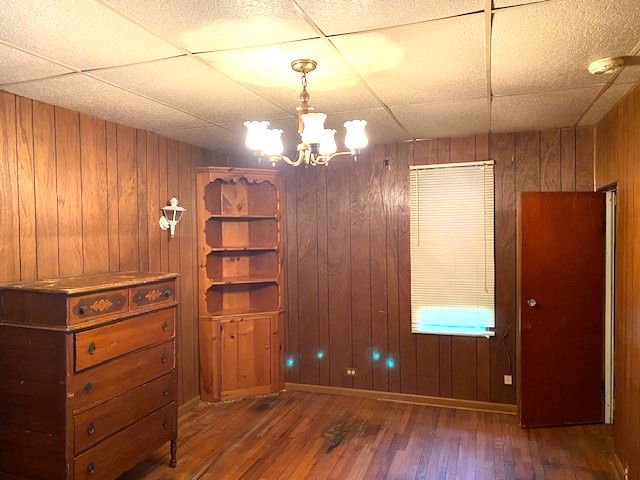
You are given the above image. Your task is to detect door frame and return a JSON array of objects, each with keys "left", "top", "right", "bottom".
[{"left": 604, "top": 188, "right": 616, "bottom": 424}]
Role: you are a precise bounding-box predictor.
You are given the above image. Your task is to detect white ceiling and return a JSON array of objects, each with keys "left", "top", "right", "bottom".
[{"left": 1, "top": 0, "right": 639, "bottom": 155}]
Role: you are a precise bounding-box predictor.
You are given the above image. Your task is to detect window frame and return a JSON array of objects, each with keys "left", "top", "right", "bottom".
[{"left": 408, "top": 160, "right": 496, "bottom": 339}]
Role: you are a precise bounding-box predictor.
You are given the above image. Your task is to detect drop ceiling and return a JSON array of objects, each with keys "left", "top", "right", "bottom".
[{"left": 1, "top": 0, "right": 639, "bottom": 155}]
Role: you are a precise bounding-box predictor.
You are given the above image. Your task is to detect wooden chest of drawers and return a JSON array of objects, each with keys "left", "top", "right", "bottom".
[{"left": 0, "top": 272, "right": 179, "bottom": 480}]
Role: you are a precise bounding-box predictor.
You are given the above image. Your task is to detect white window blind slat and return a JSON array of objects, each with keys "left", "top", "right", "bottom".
[{"left": 410, "top": 162, "right": 495, "bottom": 338}]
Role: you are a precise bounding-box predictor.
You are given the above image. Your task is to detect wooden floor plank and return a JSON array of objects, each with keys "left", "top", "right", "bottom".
[{"left": 120, "top": 391, "right": 616, "bottom": 480}]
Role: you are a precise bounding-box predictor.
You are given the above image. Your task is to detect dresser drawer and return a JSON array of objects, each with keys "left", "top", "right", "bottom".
[
  {"left": 75, "top": 308, "right": 175, "bottom": 371},
  {"left": 130, "top": 281, "right": 175, "bottom": 310},
  {"left": 73, "top": 372, "right": 176, "bottom": 453},
  {"left": 71, "top": 341, "right": 175, "bottom": 411},
  {"left": 74, "top": 402, "right": 176, "bottom": 480},
  {"left": 68, "top": 289, "right": 128, "bottom": 324}
]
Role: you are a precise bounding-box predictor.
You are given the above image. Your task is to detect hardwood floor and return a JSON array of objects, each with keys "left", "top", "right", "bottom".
[{"left": 120, "top": 391, "right": 616, "bottom": 480}]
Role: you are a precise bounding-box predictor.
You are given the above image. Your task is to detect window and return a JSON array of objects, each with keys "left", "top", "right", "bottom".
[{"left": 409, "top": 161, "right": 495, "bottom": 338}]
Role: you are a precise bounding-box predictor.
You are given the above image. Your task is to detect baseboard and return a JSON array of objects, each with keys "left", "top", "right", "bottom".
[
  {"left": 612, "top": 452, "right": 626, "bottom": 479},
  {"left": 285, "top": 383, "right": 517, "bottom": 415},
  {"left": 178, "top": 396, "right": 201, "bottom": 416}
]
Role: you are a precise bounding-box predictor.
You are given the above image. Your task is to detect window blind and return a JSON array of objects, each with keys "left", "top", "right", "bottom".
[{"left": 409, "top": 161, "right": 495, "bottom": 337}]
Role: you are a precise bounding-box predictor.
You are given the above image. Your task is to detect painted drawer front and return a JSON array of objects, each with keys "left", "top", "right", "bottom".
[
  {"left": 74, "top": 403, "right": 176, "bottom": 480},
  {"left": 68, "top": 289, "right": 128, "bottom": 323},
  {"left": 71, "top": 340, "right": 175, "bottom": 411},
  {"left": 73, "top": 372, "right": 176, "bottom": 453},
  {"left": 130, "top": 281, "right": 175, "bottom": 309},
  {"left": 75, "top": 308, "right": 175, "bottom": 371}
]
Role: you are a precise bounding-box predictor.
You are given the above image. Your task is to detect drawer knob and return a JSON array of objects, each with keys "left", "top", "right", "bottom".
[
  {"left": 162, "top": 419, "right": 169, "bottom": 430},
  {"left": 84, "top": 383, "right": 93, "bottom": 394},
  {"left": 163, "top": 289, "right": 172, "bottom": 298},
  {"left": 87, "top": 463, "right": 95, "bottom": 476},
  {"left": 136, "top": 294, "right": 143, "bottom": 302},
  {"left": 86, "top": 422, "right": 95, "bottom": 435},
  {"left": 162, "top": 389, "right": 169, "bottom": 398},
  {"left": 87, "top": 342, "right": 96, "bottom": 355},
  {"left": 161, "top": 352, "right": 168, "bottom": 364},
  {"left": 162, "top": 321, "right": 169, "bottom": 332},
  {"left": 78, "top": 305, "right": 89, "bottom": 315}
]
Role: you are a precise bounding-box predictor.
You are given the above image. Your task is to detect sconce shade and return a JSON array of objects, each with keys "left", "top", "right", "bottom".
[
  {"left": 160, "top": 197, "right": 185, "bottom": 238},
  {"left": 319, "top": 129, "right": 337, "bottom": 155},
  {"left": 244, "top": 121, "right": 270, "bottom": 152},
  {"left": 301, "top": 113, "right": 327, "bottom": 145},
  {"left": 262, "top": 129, "right": 284, "bottom": 156},
  {"left": 344, "top": 120, "right": 368, "bottom": 151}
]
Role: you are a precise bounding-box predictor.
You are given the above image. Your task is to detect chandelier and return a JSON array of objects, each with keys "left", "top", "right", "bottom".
[{"left": 244, "top": 59, "right": 368, "bottom": 167}]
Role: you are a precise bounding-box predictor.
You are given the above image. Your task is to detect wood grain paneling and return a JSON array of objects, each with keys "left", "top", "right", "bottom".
[
  {"left": 594, "top": 83, "right": 640, "bottom": 478},
  {"left": 0, "top": 91, "right": 229, "bottom": 406},
  {"left": 326, "top": 154, "right": 352, "bottom": 388},
  {"left": 80, "top": 114, "right": 109, "bottom": 274},
  {"left": 33, "top": 101, "right": 59, "bottom": 278},
  {"left": 56, "top": 108, "right": 84, "bottom": 277},
  {"left": 0, "top": 92, "right": 20, "bottom": 282},
  {"left": 282, "top": 127, "right": 594, "bottom": 405}
]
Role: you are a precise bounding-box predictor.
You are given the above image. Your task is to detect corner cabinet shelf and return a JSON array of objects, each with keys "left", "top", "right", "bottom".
[{"left": 196, "top": 167, "right": 285, "bottom": 402}]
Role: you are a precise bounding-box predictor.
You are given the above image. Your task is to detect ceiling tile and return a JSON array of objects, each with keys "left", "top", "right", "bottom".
[
  {"left": 159, "top": 125, "right": 243, "bottom": 154},
  {"left": 0, "top": 0, "right": 181, "bottom": 70},
  {"left": 491, "top": 87, "right": 602, "bottom": 132},
  {"left": 332, "top": 14, "right": 486, "bottom": 106},
  {"left": 199, "top": 38, "right": 379, "bottom": 113},
  {"left": 4, "top": 73, "right": 207, "bottom": 132},
  {"left": 492, "top": 0, "right": 640, "bottom": 96},
  {"left": 392, "top": 97, "right": 489, "bottom": 139},
  {"left": 105, "top": 0, "right": 318, "bottom": 52},
  {"left": 0, "top": 43, "right": 72, "bottom": 85},
  {"left": 92, "top": 56, "right": 291, "bottom": 126},
  {"left": 296, "top": 0, "right": 482, "bottom": 36},
  {"left": 579, "top": 83, "right": 636, "bottom": 126}
]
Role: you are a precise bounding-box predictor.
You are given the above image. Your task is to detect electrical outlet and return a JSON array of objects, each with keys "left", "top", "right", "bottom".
[
  {"left": 504, "top": 375, "right": 513, "bottom": 385},
  {"left": 346, "top": 368, "right": 357, "bottom": 376}
]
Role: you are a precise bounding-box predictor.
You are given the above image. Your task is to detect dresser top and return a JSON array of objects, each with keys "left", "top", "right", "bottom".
[{"left": 0, "top": 271, "right": 178, "bottom": 294}]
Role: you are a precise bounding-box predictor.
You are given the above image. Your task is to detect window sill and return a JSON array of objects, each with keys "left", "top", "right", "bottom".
[{"left": 412, "top": 329, "right": 495, "bottom": 339}]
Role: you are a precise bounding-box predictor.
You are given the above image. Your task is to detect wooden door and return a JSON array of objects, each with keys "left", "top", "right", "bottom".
[{"left": 518, "top": 192, "right": 605, "bottom": 427}]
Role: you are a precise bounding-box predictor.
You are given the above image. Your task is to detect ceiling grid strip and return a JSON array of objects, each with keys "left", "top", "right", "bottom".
[{"left": 291, "top": 0, "right": 415, "bottom": 140}]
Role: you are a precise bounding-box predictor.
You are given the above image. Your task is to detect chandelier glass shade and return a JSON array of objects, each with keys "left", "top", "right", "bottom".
[{"left": 243, "top": 59, "right": 368, "bottom": 167}]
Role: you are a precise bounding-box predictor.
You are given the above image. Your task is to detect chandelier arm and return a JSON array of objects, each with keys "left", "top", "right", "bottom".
[
  {"left": 269, "top": 154, "right": 303, "bottom": 167},
  {"left": 326, "top": 151, "right": 355, "bottom": 162}
]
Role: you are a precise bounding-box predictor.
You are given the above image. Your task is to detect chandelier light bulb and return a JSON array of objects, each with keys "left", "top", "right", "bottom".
[
  {"left": 244, "top": 121, "right": 270, "bottom": 152},
  {"left": 319, "top": 129, "right": 337, "bottom": 155},
  {"left": 301, "top": 112, "right": 327, "bottom": 145},
  {"left": 262, "top": 129, "right": 284, "bottom": 157},
  {"left": 344, "top": 120, "right": 368, "bottom": 152}
]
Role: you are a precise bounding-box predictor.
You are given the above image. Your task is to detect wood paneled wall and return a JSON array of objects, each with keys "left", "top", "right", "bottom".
[
  {"left": 282, "top": 127, "right": 594, "bottom": 405},
  {"left": 594, "top": 83, "right": 640, "bottom": 477},
  {"left": 0, "top": 89, "right": 598, "bottom": 409},
  {"left": 0, "top": 91, "right": 227, "bottom": 406}
]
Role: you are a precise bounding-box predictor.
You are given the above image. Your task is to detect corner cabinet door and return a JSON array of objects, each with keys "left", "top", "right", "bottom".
[
  {"left": 220, "top": 315, "right": 272, "bottom": 400},
  {"left": 237, "top": 316, "right": 271, "bottom": 390}
]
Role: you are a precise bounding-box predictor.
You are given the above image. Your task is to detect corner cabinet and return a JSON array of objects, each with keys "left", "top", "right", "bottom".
[{"left": 196, "top": 167, "right": 285, "bottom": 402}]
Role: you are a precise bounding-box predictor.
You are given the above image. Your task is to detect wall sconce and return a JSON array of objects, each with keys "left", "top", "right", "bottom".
[{"left": 159, "top": 197, "right": 185, "bottom": 238}]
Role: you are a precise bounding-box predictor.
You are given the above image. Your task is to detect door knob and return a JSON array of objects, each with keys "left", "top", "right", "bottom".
[{"left": 527, "top": 298, "right": 537, "bottom": 307}]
